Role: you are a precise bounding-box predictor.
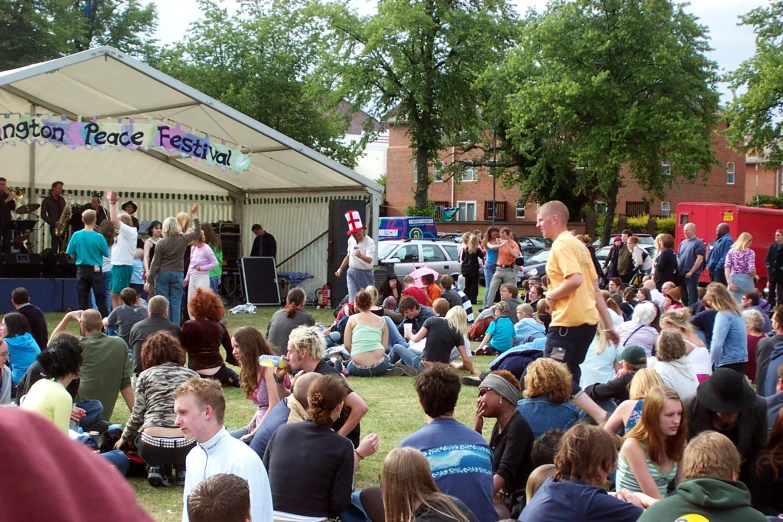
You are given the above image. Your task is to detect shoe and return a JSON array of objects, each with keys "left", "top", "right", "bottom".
[
  {"left": 393, "top": 361, "right": 418, "bottom": 376},
  {"left": 176, "top": 468, "right": 186, "bottom": 487},
  {"left": 460, "top": 376, "right": 482, "bottom": 387},
  {"left": 147, "top": 466, "right": 171, "bottom": 487},
  {"left": 385, "top": 366, "right": 406, "bottom": 376},
  {"left": 331, "top": 357, "right": 344, "bottom": 374}
]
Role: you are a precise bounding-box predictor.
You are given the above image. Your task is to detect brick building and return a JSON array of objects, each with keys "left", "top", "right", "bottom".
[{"left": 386, "top": 120, "right": 781, "bottom": 231}]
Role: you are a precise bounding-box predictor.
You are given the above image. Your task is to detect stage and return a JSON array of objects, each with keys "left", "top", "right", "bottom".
[{"left": 0, "top": 278, "right": 79, "bottom": 313}]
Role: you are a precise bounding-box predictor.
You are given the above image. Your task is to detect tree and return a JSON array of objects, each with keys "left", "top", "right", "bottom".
[
  {"left": 0, "top": 0, "right": 157, "bottom": 71},
  {"left": 312, "top": 0, "right": 517, "bottom": 211},
  {"left": 148, "top": 0, "right": 362, "bottom": 167},
  {"left": 724, "top": 2, "right": 783, "bottom": 167},
  {"left": 488, "top": 0, "right": 719, "bottom": 244}
]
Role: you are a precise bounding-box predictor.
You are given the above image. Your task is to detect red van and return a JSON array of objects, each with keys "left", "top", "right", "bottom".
[{"left": 674, "top": 202, "right": 783, "bottom": 289}]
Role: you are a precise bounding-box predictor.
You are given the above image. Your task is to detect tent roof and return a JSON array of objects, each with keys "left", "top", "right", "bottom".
[{"left": 0, "top": 47, "right": 383, "bottom": 198}]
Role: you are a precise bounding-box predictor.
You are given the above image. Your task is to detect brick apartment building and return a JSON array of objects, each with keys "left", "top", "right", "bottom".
[{"left": 385, "top": 120, "right": 783, "bottom": 232}]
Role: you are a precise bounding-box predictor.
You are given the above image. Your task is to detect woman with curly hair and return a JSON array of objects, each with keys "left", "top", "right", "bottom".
[
  {"left": 180, "top": 287, "right": 239, "bottom": 387},
  {"left": 266, "top": 288, "right": 315, "bottom": 355},
  {"left": 230, "top": 326, "right": 281, "bottom": 442},
  {"left": 516, "top": 358, "right": 581, "bottom": 439},
  {"left": 113, "top": 331, "right": 199, "bottom": 487},
  {"left": 263, "top": 373, "right": 355, "bottom": 519},
  {"left": 382, "top": 447, "right": 478, "bottom": 522},
  {"left": 474, "top": 371, "right": 535, "bottom": 518},
  {"left": 616, "top": 386, "right": 688, "bottom": 499}
]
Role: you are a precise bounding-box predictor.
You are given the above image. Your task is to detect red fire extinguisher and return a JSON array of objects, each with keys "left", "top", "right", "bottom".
[{"left": 316, "top": 284, "right": 332, "bottom": 309}]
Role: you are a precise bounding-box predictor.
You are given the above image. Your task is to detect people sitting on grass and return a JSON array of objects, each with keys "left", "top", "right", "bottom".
[
  {"left": 604, "top": 369, "right": 665, "bottom": 435},
  {"left": 4, "top": 311, "right": 41, "bottom": 393},
  {"left": 615, "top": 386, "right": 687, "bottom": 499},
  {"left": 180, "top": 288, "right": 239, "bottom": 387},
  {"left": 273, "top": 326, "right": 368, "bottom": 447},
  {"left": 616, "top": 302, "right": 659, "bottom": 357},
  {"left": 175, "top": 378, "right": 273, "bottom": 522},
  {"left": 187, "top": 473, "right": 251, "bottom": 522},
  {"left": 400, "top": 364, "right": 498, "bottom": 522},
  {"left": 652, "top": 330, "right": 698, "bottom": 401},
  {"left": 639, "top": 431, "right": 768, "bottom": 521},
  {"left": 519, "top": 424, "right": 654, "bottom": 521},
  {"left": 397, "top": 295, "right": 435, "bottom": 339},
  {"left": 114, "top": 331, "right": 198, "bottom": 487},
  {"left": 128, "top": 295, "right": 180, "bottom": 376},
  {"left": 401, "top": 275, "right": 428, "bottom": 306},
  {"left": 266, "top": 288, "right": 315, "bottom": 355},
  {"left": 579, "top": 328, "right": 618, "bottom": 389},
  {"left": 263, "top": 374, "right": 359, "bottom": 520},
  {"left": 439, "top": 274, "right": 462, "bottom": 309},
  {"left": 659, "top": 308, "right": 711, "bottom": 381},
  {"left": 379, "top": 273, "right": 401, "bottom": 309},
  {"left": 103, "top": 287, "right": 148, "bottom": 348},
  {"left": 344, "top": 289, "right": 397, "bottom": 377},
  {"left": 19, "top": 338, "right": 82, "bottom": 433},
  {"left": 516, "top": 358, "right": 581, "bottom": 439},
  {"left": 514, "top": 303, "right": 546, "bottom": 344},
  {"left": 11, "top": 286, "right": 48, "bottom": 354},
  {"left": 229, "top": 326, "right": 281, "bottom": 442},
  {"left": 475, "top": 301, "right": 515, "bottom": 355},
  {"left": 744, "top": 308, "right": 765, "bottom": 383},
  {"left": 446, "top": 305, "right": 479, "bottom": 374},
  {"left": 469, "top": 283, "right": 521, "bottom": 340},
  {"left": 756, "top": 306, "right": 783, "bottom": 397},
  {"left": 473, "top": 371, "right": 535, "bottom": 519},
  {"left": 421, "top": 273, "right": 442, "bottom": 306},
  {"left": 584, "top": 345, "right": 647, "bottom": 406}
]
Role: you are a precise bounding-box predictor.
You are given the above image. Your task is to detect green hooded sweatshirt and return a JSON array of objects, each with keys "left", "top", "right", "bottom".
[{"left": 637, "top": 477, "right": 768, "bottom": 522}]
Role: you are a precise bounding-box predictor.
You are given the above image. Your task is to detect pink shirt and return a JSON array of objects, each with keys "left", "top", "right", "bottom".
[
  {"left": 185, "top": 243, "right": 218, "bottom": 282},
  {"left": 724, "top": 248, "right": 755, "bottom": 275}
]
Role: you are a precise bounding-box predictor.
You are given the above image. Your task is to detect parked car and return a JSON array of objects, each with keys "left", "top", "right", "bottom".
[
  {"left": 518, "top": 248, "right": 551, "bottom": 284},
  {"left": 377, "top": 239, "right": 462, "bottom": 279},
  {"left": 595, "top": 244, "right": 656, "bottom": 266},
  {"left": 592, "top": 233, "right": 654, "bottom": 248},
  {"left": 437, "top": 232, "right": 463, "bottom": 243}
]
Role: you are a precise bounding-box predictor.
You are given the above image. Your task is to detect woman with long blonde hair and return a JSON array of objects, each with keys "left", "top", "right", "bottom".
[
  {"left": 705, "top": 282, "right": 748, "bottom": 373},
  {"left": 604, "top": 368, "right": 664, "bottom": 434},
  {"left": 616, "top": 386, "right": 688, "bottom": 499},
  {"left": 724, "top": 231, "right": 759, "bottom": 303},
  {"left": 382, "top": 447, "right": 477, "bottom": 522},
  {"left": 579, "top": 326, "right": 619, "bottom": 389}
]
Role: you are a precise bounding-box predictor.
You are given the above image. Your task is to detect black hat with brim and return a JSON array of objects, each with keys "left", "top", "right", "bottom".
[
  {"left": 696, "top": 368, "right": 757, "bottom": 413},
  {"left": 122, "top": 201, "right": 137, "bottom": 213}
]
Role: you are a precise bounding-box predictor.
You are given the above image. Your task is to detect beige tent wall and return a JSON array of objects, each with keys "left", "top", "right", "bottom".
[{"left": 242, "top": 191, "right": 371, "bottom": 286}]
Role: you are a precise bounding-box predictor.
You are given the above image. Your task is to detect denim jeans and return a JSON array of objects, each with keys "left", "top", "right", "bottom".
[
  {"left": 389, "top": 344, "right": 424, "bottom": 374},
  {"left": 544, "top": 323, "right": 598, "bottom": 396},
  {"left": 77, "top": 266, "right": 109, "bottom": 318},
  {"left": 347, "top": 267, "right": 374, "bottom": 302},
  {"left": 483, "top": 262, "right": 497, "bottom": 309},
  {"left": 75, "top": 399, "right": 104, "bottom": 429},
  {"left": 729, "top": 272, "right": 754, "bottom": 304},
  {"left": 156, "top": 271, "right": 184, "bottom": 326},
  {"left": 103, "top": 270, "right": 112, "bottom": 313},
  {"left": 382, "top": 316, "right": 408, "bottom": 352},
  {"left": 101, "top": 450, "right": 131, "bottom": 476},
  {"left": 683, "top": 275, "right": 700, "bottom": 307},
  {"left": 348, "top": 355, "right": 393, "bottom": 377},
  {"left": 209, "top": 276, "right": 221, "bottom": 295}
]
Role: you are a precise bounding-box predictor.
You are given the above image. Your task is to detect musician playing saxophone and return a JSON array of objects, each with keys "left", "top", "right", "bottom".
[
  {"left": 0, "top": 177, "right": 17, "bottom": 254},
  {"left": 41, "top": 181, "right": 66, "bottom": 253}
]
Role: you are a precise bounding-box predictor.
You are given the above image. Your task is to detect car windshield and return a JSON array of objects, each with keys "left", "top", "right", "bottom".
[
  {"left": 378, "top": 243, "right": 397, "bottom": 260},
  {"left": 528, "top": 249, "right": 550, "bottom": 264}
]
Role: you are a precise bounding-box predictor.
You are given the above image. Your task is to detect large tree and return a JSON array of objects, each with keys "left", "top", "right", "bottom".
[
  {"left": 0, "top": 0, "right": 157, "bottom": 71},
  {"left": 490, "top": 0, "right": 719, "bottom": 243},
  {"left": 312, "top": 0, "right": 517, "bottom": 211},
  {"left": 724, "top": 2, "right": 783, "bottom": 169},
  {"left": 148, "top": 0, "right": 361, "bottom": 167}
]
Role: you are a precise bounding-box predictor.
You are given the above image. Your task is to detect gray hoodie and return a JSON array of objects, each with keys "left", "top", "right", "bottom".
[{"left": 655, "top": 356, "right": 698, "bottom": 400}]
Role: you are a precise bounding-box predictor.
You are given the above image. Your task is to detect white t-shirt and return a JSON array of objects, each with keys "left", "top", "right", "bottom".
[
  {"left": 111, "top": 222, "right": 138, "bottom": 266},
  {"left": 347, "top": 235, "right": 375, "bottom": 270}
]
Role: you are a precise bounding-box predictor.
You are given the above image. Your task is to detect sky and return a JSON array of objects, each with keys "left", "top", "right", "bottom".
[{"left": 146, "top": 0, "right": 767, "bottom": 101}]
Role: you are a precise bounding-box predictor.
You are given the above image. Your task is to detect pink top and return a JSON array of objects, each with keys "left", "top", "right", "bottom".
[
  {"left": 724, "top": 248, "right": 755, "bottom": 275},
  {"left": 185, "top": 243, "right": 219, "bottom": 282},
  {"left": 244, "top": 372, "right": 270, "bottom": 432}
]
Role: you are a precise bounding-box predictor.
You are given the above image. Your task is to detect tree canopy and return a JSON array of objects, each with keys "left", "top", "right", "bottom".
[
  {"left": 486, "top": 0, "right": 719, "bottom": 242},
  {"left": 0, "top": 0, "right": 157, "bottom": 71},
  {"left": 312, "top": 0, "right": 517, "bottom": 209},
  {"left": 724, "top": 1, "right": 783, "bottom": 169}
]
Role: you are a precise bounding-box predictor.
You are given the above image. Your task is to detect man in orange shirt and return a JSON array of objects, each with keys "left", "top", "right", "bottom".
[
  {"left": 485, "top": 227, "right": 521, "bottom": 308},
  {"left": 536, "top": 201, "right": 619, "bottom": 396}
]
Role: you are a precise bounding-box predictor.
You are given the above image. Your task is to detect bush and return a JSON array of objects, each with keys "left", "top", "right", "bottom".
[
  {"left": 405, "top": 202, "right": 435, "bottom": 217},
  {"left": 655, "top": 216, "right": 676, "bottom": 236},
  {"left": 747, "top": 194, "right": 783, "bottom": 209},
  {"left": 595, "top": 214, "right": 619, "bottom": 237},
  {"left": 625, "top": 215, "right": 649, "bottom": 233}
]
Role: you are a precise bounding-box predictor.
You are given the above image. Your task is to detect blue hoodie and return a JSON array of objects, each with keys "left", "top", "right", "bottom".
[
  {"left": 6, "top": 332, "right": 41, "bottom": 384},
  {"left": 707, "top": 233, "right": 733, "bottom": 272}
]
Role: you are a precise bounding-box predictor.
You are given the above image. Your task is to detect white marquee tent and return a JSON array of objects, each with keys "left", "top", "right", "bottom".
[{"left": 0, "top": 46, "right": 383, "bottom": 286}]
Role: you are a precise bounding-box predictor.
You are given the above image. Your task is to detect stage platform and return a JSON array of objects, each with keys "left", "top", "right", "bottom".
[{"left": 0, "top": 278, "right": 79, "bottom": 313}]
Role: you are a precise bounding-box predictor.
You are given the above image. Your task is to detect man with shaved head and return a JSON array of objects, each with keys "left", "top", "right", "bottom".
[
  {"left": 536, "top": 201, "right": 619, "bottom": 420},
  {"left": 53, "top": 309, "right": 134, "bottom": 427},
  {"left": 678, "top": 222, "right": 706, "bottom": 306}
]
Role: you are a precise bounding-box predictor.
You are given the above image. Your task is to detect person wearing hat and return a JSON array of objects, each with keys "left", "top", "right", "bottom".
[
  {"left": 475, "top": 301, "right": 515, "bottom": 355},
  {"left": 663, "top": 286, "right": 684, "bottom": 312},
  {"left": 122, "top": 200, "right": 139, "bottom": 230},
  {"left": 685, "top": 367, "right": 768, "bottom": 483},
  {"left": 474, "top": 371, "right": 535, "bottom": 519},
  {"left": 335, "top": 210, "right": 375, "bottom": 302},
  {"left": 584, "top": 345, "right": 648, "bottom": 405}
]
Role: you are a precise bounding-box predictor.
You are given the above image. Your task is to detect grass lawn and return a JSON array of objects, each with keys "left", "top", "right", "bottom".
[{"left": 41, "top": 287, "right": 493, "bottom": 522}]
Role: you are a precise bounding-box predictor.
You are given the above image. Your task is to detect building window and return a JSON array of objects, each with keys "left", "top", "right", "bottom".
[
  {"left": 661, "top": 201, "right": 671, "bottom": 217},
  {"left": 457, "top": 201, "right": 476, "bottom": 222},
  {"left": 516, "top": 204, "right": 526, "bottom": 219},
  {"left": 460, "top": 167, "right": 477, "bottom": 182},
  {"left": 662, "top": 160, "right": 671, "bottom": 177},
  {"left": 433, "top": 162, "right": 444, "bottom": 183},
  {"left": 726, "top": 162, "right": 735, "bottom": 185}
]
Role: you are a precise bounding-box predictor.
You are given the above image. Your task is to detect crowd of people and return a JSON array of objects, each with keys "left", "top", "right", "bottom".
[{"left": 3, "top": 197, "right": 783, "bottom": 522}]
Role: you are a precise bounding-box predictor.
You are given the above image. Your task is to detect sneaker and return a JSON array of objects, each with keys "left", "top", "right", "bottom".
[
  {"left": 460, "top": 376, "right": 482, "bottom": 387},
  {"left": 147, "top": 466, "right": 171, "bottom": 487},
  {"left": 176, "top": 468, "right": 186, "bottom": 487},
  {"left": 385, "top": 366, "right": 406, "bottom": 376},
  {"left": 394, "top": 361, "right": 419, "bottom": 376}
]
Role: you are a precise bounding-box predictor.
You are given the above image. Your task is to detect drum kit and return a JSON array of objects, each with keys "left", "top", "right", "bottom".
[{"left": 5, "top": 189, "right": 40, "bottom": 253}]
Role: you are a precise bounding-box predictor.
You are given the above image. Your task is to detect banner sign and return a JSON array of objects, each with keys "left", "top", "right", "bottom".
[{"left": 0, "top": 116, "right": 252, "bottom": 173}]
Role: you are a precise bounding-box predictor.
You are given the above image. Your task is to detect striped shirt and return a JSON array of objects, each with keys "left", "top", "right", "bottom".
[
  {"left": 615, "top": 442, "right": 677, "bottom": 497},
  {"left": 457, "top": 289, "right": 475, "bottom": 323}
]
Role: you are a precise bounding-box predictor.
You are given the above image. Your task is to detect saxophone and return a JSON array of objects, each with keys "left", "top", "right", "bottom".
[{"left": 54, "top": 193, "right": 72, "bottom": 237}]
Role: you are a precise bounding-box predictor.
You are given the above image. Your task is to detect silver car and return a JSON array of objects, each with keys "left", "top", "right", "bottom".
[{"left": 377, "top": 240, "right": 461, "bottom": 278}]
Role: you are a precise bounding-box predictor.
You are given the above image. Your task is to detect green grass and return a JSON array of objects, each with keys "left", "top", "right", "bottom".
[{"left": 41, "top": 294, "right": 493, "bottom": 522}]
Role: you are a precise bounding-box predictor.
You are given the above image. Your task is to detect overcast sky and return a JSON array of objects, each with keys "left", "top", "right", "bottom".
[{"left": 146, "top": 0, "right": 767, "bottom": 101}]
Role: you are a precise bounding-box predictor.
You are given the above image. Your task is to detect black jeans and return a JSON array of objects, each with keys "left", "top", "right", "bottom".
[
  {"left": 135, "top": 432, "right": 195, "bottom": 467},
  {"left": 770, "top": 280, "right": 780, "bottom": 308},
  {"left": 50, "top": 226, "right": 62, "bottom": 254},
  {"left": 463, "top": 274, "right": 480, "bottom": 305},
  {"left": 710, "top": 269, "right": 727, "bottom": 286},
  {"left": 77, "top": 266, "right": 109, "bottom": 317},
  {"left": 720, "top": 361, "right": 749, "bottom": 375},
  {"left": 544, "top": 323, "right": 598, "bottom": 396}
]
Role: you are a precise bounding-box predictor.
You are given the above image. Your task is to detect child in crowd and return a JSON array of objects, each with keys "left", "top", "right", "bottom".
[
  {"left": 476, "top": 301, "right": 515, "bottom": 355},
  {"left": 421, "top": 273, "right": 442, "bottom": 306},
  {"left": 103, "top": 287, "right": 148, "bottom": 349},
  {"left": 130, "top": 247, "right": 145, "bottom": 301},
  {"left": 535, "top": 299, "right": 551, "bottom": 332},
  {"left": 514, "top": 304, "right": 545, "bottom": 344}
]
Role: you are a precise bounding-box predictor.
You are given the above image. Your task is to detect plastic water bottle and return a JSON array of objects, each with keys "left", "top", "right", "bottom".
[{"left": 259, "top": 355, "right": 289, "bottom": 368}]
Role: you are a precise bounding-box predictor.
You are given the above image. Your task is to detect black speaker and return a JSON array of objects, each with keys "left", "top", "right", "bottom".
[
  {"left": 56, "top": 254, "right": 77, "bottom": 278},
  {"left": 240, "top": 257, "right": 280, "bottom": 305},
  {"left": 213, "top": 222, "right": 241, "bottom": 271},
  {"left": 2, "top": 253, "right": 42, "bottom": 278}
]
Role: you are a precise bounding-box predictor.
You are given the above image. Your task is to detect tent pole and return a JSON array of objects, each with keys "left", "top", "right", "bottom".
[
  {"left": 28, "top": 103, "right": 38, "bottom": 253},
  {"left": 370, "top": 190, "right": 381, "bottom": 247}
]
